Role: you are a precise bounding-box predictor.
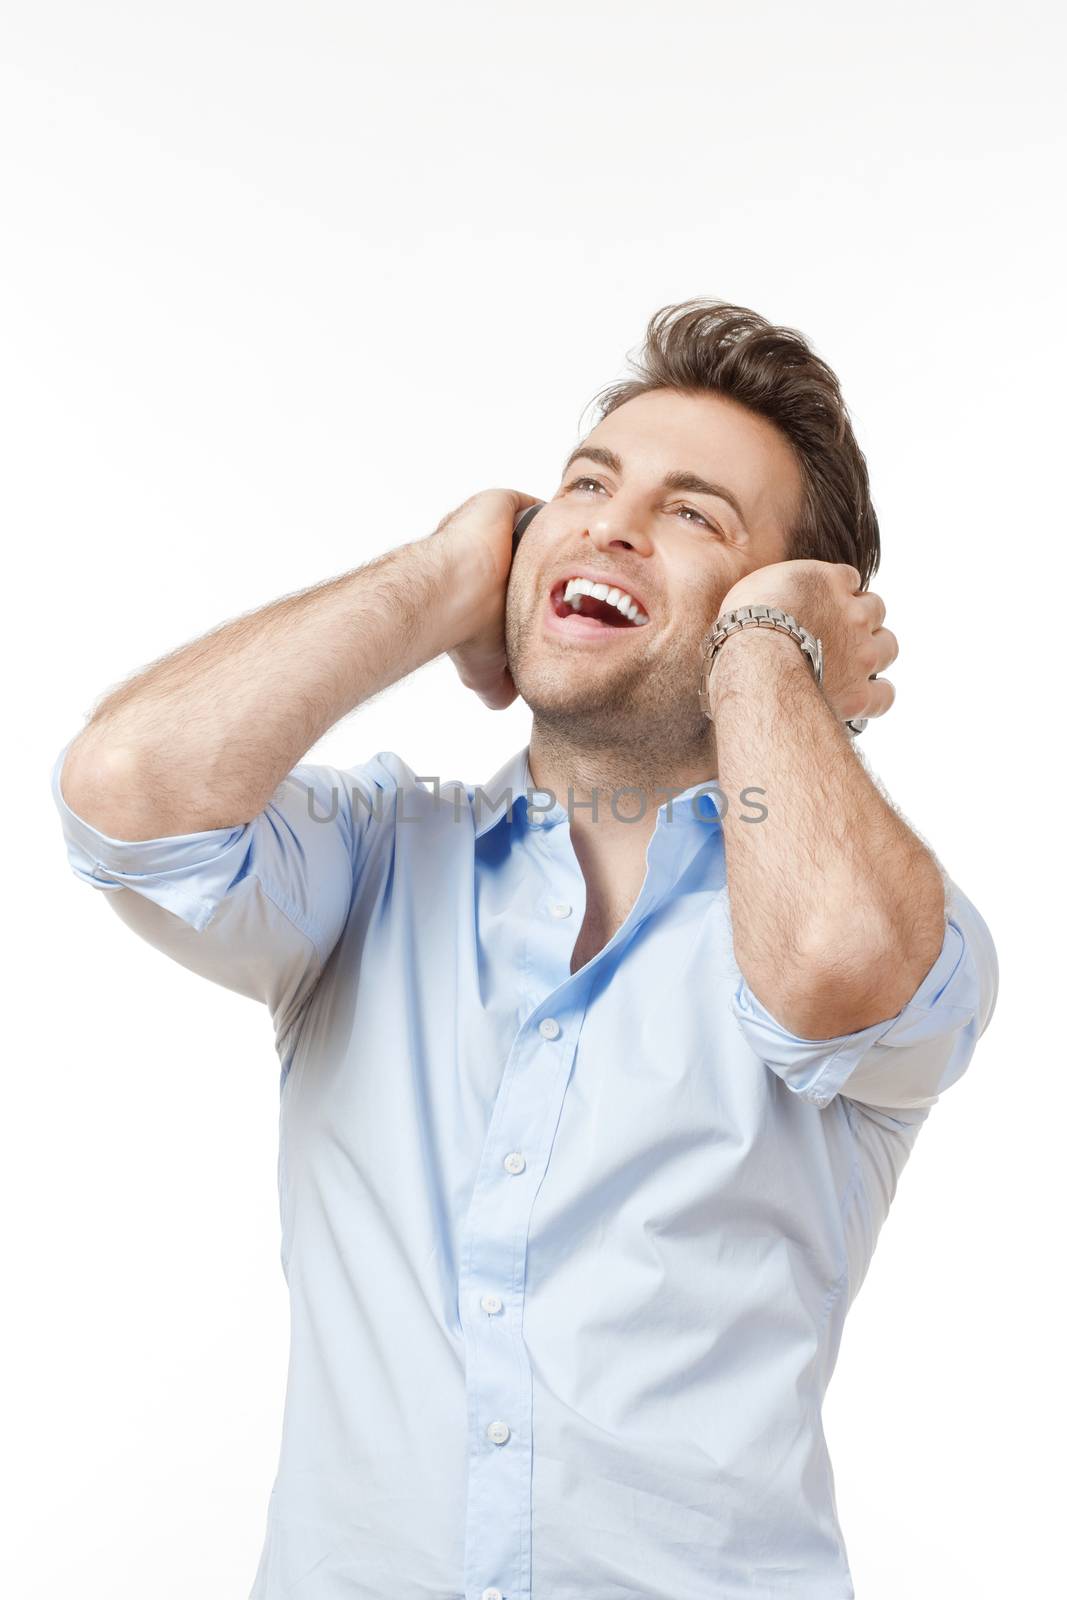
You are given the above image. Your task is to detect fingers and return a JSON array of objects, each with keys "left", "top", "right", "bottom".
[
  {"left": 852, "top": 627, "right": 897, "bottom": 719},
  {"left": 871, "top": 625, "right": 898, "bottom": 672},
  {"left": 858, "top": 590, "right": 886, "bottom": 629},
  {"left": 496, "top": 487, "right": 545, "bottom": 512},
  {"left": 864, "top": 676, "right": 896, "bottom": 718}
]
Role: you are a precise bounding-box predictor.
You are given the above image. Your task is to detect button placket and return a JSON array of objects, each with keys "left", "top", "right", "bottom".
[
  {"left": 459, "top": 965, "right": 583, "bottom": 1600},
  {"left": 456, "top": 775, "right": 727, "bottom": 1600}
]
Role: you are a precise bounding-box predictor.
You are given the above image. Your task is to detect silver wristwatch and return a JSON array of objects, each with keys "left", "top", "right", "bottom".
[{"left": 698, "top": 605, "right": 868, "bottom": 736}]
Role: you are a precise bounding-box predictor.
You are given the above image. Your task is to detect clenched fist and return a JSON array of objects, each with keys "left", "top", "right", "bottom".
[
  {"left": 429, "top": 487, "right": 541, "bottom": 711},
  {"left": 717, "top": 560, "right": 898, "bottom": 725}
]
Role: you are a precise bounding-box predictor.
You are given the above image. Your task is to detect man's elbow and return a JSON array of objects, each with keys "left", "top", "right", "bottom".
[
  {"left": 772, "top": 918, "right": 946, "bottom": 1040},
  {"left": 59, "top": 736, "right": 175, "bottom": 841}
]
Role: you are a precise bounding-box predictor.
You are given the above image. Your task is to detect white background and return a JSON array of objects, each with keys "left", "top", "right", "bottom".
[{"left": 3, "top": 2, "right": 1064, "bottom": 1595}]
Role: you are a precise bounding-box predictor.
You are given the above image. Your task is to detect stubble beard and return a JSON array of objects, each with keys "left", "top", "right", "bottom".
[{"left": 504, "top": 587, "right": 713, "bottom": 765}]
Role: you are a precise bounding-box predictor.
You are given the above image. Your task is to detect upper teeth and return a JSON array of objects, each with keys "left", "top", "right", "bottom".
[{"left": 563, "top": 577, "right": 649, "bottom": 625}]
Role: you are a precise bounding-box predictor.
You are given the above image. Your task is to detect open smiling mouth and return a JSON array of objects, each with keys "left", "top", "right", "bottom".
[{"left": 548, "top": 577, "right": 651, "bottom": 632}]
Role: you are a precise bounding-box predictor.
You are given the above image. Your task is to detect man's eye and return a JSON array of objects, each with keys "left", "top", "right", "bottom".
[{"left": 564, "top": 478, "right": 717, "bottom": 534}]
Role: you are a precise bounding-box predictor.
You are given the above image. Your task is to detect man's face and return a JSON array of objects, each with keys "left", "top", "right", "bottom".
[{"left": 505, "top": 387, "right": 804, "bottom": 753}]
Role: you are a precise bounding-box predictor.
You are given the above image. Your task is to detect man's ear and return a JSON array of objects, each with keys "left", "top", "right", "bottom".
[{"left": 512, "top": 501, "right": 545, "bottom": 554}]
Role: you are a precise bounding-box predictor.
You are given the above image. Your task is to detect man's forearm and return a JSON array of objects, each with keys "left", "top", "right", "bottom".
[
  {"left": 707, "top": 628, "right": 946, "bottom": 1037},
  {"left": 61, "top": 533, "right": 479, "bottom": 839}
]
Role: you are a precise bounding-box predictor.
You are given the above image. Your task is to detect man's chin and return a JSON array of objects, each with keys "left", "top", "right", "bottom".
[{"left": 512, "top": 682, "right": 644, "bottom": 739}]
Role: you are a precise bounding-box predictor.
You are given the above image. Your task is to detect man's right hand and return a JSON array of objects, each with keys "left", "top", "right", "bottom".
[{"left": 429, "top": 487, "right": 542, "bottom": 711}]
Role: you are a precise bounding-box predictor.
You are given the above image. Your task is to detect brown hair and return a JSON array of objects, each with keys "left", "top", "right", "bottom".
[{"left": 585, "top": 299, "right": 880, "bottom": 587}]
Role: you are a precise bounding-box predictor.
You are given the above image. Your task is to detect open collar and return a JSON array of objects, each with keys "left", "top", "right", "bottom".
[{"left": 471, "top": 746, "right": 724, "bottom": 840}]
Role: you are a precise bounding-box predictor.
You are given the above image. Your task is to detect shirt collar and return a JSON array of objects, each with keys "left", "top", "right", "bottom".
[{"left": 471, "top": 745, "right": 724, "bottom": 840}]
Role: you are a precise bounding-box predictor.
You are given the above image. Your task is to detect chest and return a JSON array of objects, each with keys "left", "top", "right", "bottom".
[{"left": 569, "top": 895, "right": 635, "bottom": 975}]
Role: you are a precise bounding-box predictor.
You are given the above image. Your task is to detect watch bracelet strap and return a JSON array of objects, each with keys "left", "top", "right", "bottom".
[
  {"left": 699, "top": 605, "right": 821, "bottom": 713},
  {"left": 699, "top": 605, "right": 867, "bottom": 735}
]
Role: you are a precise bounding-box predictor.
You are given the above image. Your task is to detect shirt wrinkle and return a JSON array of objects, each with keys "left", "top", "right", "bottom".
[{"left": 49, "top": 733, "right": 998, "bottom": 1600}]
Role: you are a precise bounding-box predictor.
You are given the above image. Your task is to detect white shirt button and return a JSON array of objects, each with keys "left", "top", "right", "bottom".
[
  {"left": 480, "top": 1293, "right": 503, "bottom": 1314},
  {"left": 486, "top": 1420, "right": 511, "bottom": 1444},
  {"left": 482, "top": 1590, "right": 504, "bottom": 1600},
  {"left": 549, "top": 901, "right": 572, "bottom": 918},
  {"left": 503, "top": 1151, "right": 526, "bottom": 1175},
  {"left": 538, "top": 1017, "right": 561, "bottom": 1039}
]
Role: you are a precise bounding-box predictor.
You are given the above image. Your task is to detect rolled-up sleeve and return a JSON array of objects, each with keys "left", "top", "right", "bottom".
[
  {"left": 50, "top": 736, "right": 398, "bottom": 1051},
  {"left": 730, "top": 876, "right": 998, "bottom": 1114}
]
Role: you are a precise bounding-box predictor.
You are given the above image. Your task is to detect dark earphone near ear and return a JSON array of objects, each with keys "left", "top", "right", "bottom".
[{"left": 512, "top": 501, "right": 545, "bottom": 553}]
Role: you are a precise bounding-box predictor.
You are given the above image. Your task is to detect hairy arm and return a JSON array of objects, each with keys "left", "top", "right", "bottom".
[
  {"left": 60, "top": 489, "right": 535, "bottom": 839},
  {"left": 705, "top": 566, "right": 946, "bottom": 1040}
]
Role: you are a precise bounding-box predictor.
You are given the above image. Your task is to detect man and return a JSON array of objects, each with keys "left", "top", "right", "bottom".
[{"left": 51, "top": 299, "right": 997, "bottom": 1600}]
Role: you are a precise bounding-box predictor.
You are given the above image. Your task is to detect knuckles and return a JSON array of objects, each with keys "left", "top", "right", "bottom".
[{"left": 836, "top": 688, "right": 867, "bottom": 719}]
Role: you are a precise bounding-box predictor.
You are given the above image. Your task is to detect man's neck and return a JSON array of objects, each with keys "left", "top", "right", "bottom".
[{"left": 527, "top": 725, "right": 718, "bottom": 876}]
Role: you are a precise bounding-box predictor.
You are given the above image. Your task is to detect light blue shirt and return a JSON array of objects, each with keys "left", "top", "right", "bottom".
[{"left": 51, "top": 735, "right": 998, "bottom": 1600}]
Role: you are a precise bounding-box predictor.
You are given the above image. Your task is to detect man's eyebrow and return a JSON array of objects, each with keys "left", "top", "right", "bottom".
[{"left": 560, "top": 445, "right": 749, "bottom": 530}]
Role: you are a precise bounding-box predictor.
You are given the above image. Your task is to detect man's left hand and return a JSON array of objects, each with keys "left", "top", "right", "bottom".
[{"left": 718, "top": 560, "right": 898, "bottom": 725}]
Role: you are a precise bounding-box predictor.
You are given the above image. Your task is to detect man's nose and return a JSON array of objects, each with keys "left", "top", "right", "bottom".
[{"left": 584, "top": 505, "right": 654, "bottom": 556}]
